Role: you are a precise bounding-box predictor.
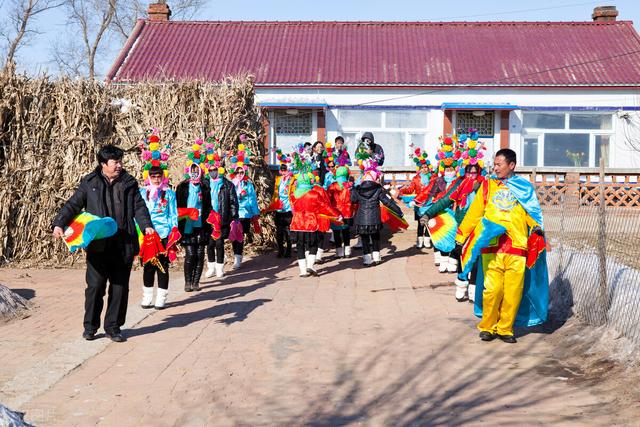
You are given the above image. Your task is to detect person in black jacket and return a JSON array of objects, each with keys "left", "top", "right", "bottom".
[
  {"left": 204, "top": 166, "right": 239, "bottom": 280},
  {"left": 311, "top": 141, "right": 327, "bottom": 185},
  {"left": 360, "top": 132, "right": 385, "bottom": 166},
  {"left": 350, "top": 165, "right": 403, "bottom": 266},
  {"left": 52, "top": 145, "right": 154, "bottom": 343},
  {"left": 176, "top": 163, "right": 212, "bottom": 292}
]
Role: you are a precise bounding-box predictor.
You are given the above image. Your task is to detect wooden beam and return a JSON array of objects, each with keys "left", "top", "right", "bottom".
[
  {"left": 443, "top": 110, "right": 453, "bottom": 135},
  {"left": 500, "top": 110, "right": 510, "bottom": 149},
  {"left": 317, "top": 109, "right": 326, "bottom": 142}
]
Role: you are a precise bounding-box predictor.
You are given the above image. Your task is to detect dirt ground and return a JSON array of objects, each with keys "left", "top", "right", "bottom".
[{"left": 1, "top": 229, "right": 639, "bottom": 426}]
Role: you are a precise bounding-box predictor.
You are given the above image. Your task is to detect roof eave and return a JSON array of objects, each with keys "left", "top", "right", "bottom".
[{"left": 105, "top": 19, "right": 146, "bottom": 83}]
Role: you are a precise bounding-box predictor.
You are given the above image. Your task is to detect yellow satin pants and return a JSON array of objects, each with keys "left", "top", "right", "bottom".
[{"left": 477, "top": 253, "right": 526, "bottom": 336}]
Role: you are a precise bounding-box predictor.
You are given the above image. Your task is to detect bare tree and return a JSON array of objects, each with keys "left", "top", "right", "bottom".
[
  {"left": 111, "top": 0, "right": 207, "bottom": 42},
  {"left": 53, "top": 0, "right": 116, "bottom": 80},
  {"left": 52, "top": 0, "right": 208, "bottom": 79},
  {"left": 1, "top": 0, "right": 64, "bottom": 69}
]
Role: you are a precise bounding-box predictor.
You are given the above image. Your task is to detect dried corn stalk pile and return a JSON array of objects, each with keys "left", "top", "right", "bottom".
[{"left": 0, "top": 68, "right": 271, "bottom": 266}]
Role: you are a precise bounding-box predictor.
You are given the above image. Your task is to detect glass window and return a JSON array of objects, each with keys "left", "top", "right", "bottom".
[
  {"left": 339, "top": 110, "right": 382, "bottom": 128},
  {"left": 274, "top": 110, "right": 312, "bottom": 135},
  {"left": 385, "top": 111, "right": 427, "bottom": 128},
  {"left": 372, "top": 132, "right": 406, "bottom": 166},
  {"left": 543, "top": 133, "right": 589, "bottom": 167},
  {"left": 595, "top": 135, "right": 610, "bottom": 167},
  {"left": 569, "top": 114, "right": 612, "bottom": 130},
  {"left": 274, "top": 110, "right": 313, "bottom": 158},
  {"left": 523, "top": 137, "right": 538, "bottom": 167},
  {"left": 456, "top": 111, "right": 495, "bottom": 136},
  {"left": 523, "top": 113, "right": 565, "bottom": 129}
]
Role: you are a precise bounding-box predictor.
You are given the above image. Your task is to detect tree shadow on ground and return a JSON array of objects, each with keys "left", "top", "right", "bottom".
[
  {"left": 127, "top": 264, "right": 281, "bottom": 338},
  {"left": 235, "top": 328, "right": 602, "bottom": 426}
]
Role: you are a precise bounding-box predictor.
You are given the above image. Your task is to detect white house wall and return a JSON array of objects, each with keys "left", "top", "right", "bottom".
[{"left": 256, "top": 88, "right": 640, "bottom": 168}]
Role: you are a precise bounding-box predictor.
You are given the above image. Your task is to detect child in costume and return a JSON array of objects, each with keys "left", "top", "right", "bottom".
[
  {"left": 204, "top": 135, "right": 239, "bottom": 279},
  {"left": 289, "top": 145, "right": 342, "bottom": 277},
  {"left": 228, "top": 141, "right": 260, "bottom": 270},
  {"left": 334, "top": 136, "right": 352, "bottom": 166},
  {"left": 177, "top": 140, "right": 212, "bottom": 292},
  {"left": 454, "top": 148, "right": 547, "bottom": 344},
  {"left": 449, "top": 131, "right": 486, "bottom": 302},
  {"left": 327, "top": 159, "right": 355, "bottom": 258},
  {"left": 397, "top": 146, "right": 434, "bottom": 250},
  {"left": 422, "top": 136, "right": 465, "bottom": 273},
  {"left": 317, "top": 143, "right": 338, "bottom": 262},
  {"left": 139, "top": 130, "right": 179, "bottom": 309},
  {"left": 268, "top": 149, "right": 294, "bottom": 258},
  {"left": 350, "top": 157, "right": 404, "bottom": 266}
]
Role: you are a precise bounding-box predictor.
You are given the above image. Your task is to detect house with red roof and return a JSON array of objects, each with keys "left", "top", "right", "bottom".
[{"left": 107, "top": 3, "right": 640, "bottom": 169}]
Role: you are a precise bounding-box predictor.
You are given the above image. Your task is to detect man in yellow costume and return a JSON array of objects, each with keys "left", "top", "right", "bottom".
[{"left": 453, "top": 148, "right": 548, "bottom": 344}]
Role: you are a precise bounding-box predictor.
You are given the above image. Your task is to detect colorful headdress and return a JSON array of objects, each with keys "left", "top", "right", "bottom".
[
  {"left": 140, "top": 129, "right": 171, "bottom": 183},
  {"left": 354, "top": 146, "right": 381, "bottom": 182},
  {"left": 323, "top": 142, "right": 335, "bottom": 167},
  {"left": 459, "top": 129, "right": 486, "bottom": 172},
  {"left": 204, "top": 132, "right": 226, "bottom": 177},
  {"left": 409, "top": 145, "right": 432, "bottom": 172},
  {"left": 228, "top": 136, "right": 252, "bottom": 174},
  {"left": 290, "top": 143, "right": 318, "bottom": 196},
  {"left": 274, "top": 147, "right": 291, "bottom": 165},
  {"left": 183, "top": 138, "right": 206, "bottom": 180},
  {"left": 435, "top": 135, "right": 463, "bottom": 175}
]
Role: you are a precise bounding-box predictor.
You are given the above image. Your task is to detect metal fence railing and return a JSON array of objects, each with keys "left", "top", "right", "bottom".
[{"left": 543, "top": 166, "right": 640, "bottom": 346}]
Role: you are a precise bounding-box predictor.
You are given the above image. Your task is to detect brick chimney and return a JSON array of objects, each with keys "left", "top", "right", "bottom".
[
  {"left": 148, "top": 1, "right": 171, "bottom": 22},
  {"left": 592, "top": 5, "right": 618, "bottom": 22}
]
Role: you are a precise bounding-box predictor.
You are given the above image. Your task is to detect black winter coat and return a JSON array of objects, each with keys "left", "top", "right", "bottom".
[
  {"left": 51, "top": 168, "right": 153, "bottom": 264},
  {"left": 350, "top": 181, "right": 402, "bottom": 227},
  {"left": 210, "top": 178, "right": 239, "bottom": 227},
  {"left": 176, "top": 180, "right": 212, "bottom": 237}
]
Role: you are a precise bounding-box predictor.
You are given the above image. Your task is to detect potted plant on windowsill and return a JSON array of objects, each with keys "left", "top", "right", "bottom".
[{"left": 565, "top": 150, "right": 585, "bottom": 167}]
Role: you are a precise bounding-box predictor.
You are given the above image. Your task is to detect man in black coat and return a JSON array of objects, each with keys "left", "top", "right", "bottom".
[{"left": 52, "top": 145, "right": 154, "bottom": 342}]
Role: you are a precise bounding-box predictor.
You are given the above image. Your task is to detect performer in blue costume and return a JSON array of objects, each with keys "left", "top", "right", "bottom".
[{"left": 454, "top": 148, "right": 548, "bottom": 344}]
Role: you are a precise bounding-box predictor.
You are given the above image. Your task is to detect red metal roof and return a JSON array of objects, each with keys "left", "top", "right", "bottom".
[{"left": 107, "top": 20, "right": 640, "bottom": 87}]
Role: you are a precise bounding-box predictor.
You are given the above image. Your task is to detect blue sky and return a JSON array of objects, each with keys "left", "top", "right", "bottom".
[{"left": 5, "top": 0, "right": 639, "bottom": 78}]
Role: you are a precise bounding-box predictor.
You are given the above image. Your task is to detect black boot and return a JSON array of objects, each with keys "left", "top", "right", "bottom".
[
  {"left": 275, "top": 227, "right": 285, "bottom": 258},
  {"left": 184, "top": 245, "right": 195, "bottom": 292},
  {"left": 192, "top": 246, "right": 205, "bottom": 291}
]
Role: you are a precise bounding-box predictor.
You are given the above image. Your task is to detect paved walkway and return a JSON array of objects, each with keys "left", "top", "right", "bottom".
[{"left": 0, "top": 231, "right": 635, "bottom": 426}]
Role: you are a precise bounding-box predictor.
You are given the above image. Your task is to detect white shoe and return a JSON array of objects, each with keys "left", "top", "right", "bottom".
[
  {"left": 372, "top": 251, "right": 381, "bottom": 264},
  {"left": 344, "top": 246, "right": 352, "bottom": 257},
  {"left": 141, "top": 286, "right": 154, "bottom": 309},
  {"left": 434, "top": 251, "right": 441, "bottom": 266},
  {"left": 424, "top": 237, "right": 432, "bottom": 249},
  {"left": 468, "top": 284, "right": 476, "bottom": 303},
  {"left": 306, "top": 254, "right": 318, "bottom": 276},
  {"left": 316, "top": 248, "right": 324, "bottom": 263},
  {"left": 232, "top": 254, "right": 242, "bottom": 270},
  {"left": 336, "top": 247, "right": 345, "bottom": 258},
  {"left": 154, "top": 288, "right": 169, "bottom": 309},
  {"left": 363, "top": 253, "right": 373, "bottom": 266},
  {"left": 438, "top": 261, "right": 448, "bottom": 273},
  {"left": 298, "top": 259, "right": 309, "bottom": 277},
  {"left": 455, "top": 278, "right": 469, "bottom": 302},
  {"left": 215, "top": 262, "right": 225, "bottom": 278},
  {"left": 205, "top": 261, "right": 215, "bottom": 279},
  {"left": 417, "top": 236, "right": 424, "bottom": 249},
  {"left": 354, "top": 237, "right": 363, "bottom": 249},
  {"left": 447, "top": 257, "right": 458, "bottom": 273}
]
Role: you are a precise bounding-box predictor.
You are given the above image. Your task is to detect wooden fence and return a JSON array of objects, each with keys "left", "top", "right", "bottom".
[{"left": 380, "top": 166, "right": 640, "bottom": 208}]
